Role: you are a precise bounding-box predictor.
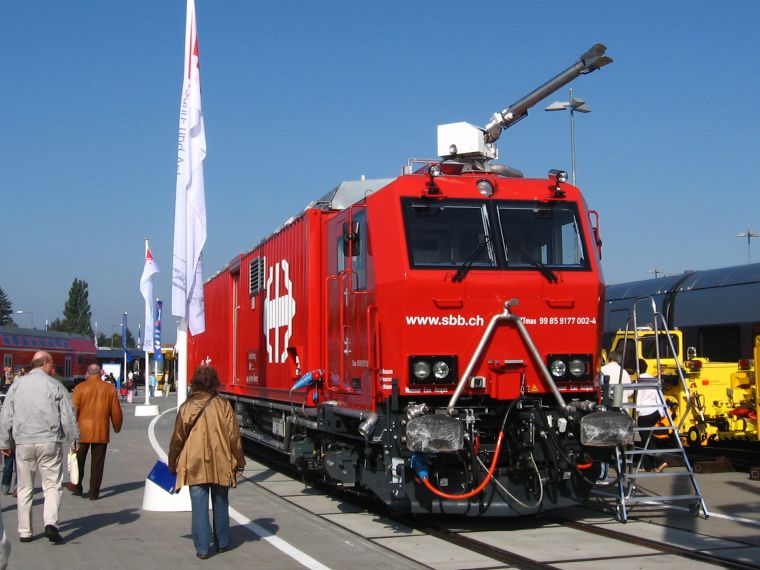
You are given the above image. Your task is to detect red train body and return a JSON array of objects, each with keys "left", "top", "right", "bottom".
[
  {"left": 1, "top": 326, "right": 98, "bottom": 390},
  {"left": 190, "top": 44, "right": 627, "bottom": 515}
]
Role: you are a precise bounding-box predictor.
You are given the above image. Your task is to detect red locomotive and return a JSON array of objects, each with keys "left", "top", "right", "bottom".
[
  {"left": 190, "top": 44, "right": 630, "bottom": 516},
  {"left": 0, "top": 326, "right": 98, "bottom": 390}
]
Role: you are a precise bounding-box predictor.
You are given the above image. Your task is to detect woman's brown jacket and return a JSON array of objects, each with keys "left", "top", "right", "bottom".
[{"left": 168, "top": 393, "right": 245, "bottom": 489}]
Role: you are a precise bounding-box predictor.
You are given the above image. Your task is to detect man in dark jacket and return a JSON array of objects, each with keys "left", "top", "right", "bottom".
[{"left": 71, "top": 364, "right": 123, "bottom": 500}]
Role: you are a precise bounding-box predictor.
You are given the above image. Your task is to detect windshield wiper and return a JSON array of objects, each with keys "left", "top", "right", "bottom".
[
  {"left": 505, "top": 238, "right": 558, "bottom": 283},
  {"left": 452, "top": 236, "right": 491, "bottom": 283}
]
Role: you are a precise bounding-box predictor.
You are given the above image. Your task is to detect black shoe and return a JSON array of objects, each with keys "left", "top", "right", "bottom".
[
  {"left": 87, "top": 492, "right": 99, "bottom": 501},
  {"left": 71, "top": 489, "right": 82, "bottom": 496},
  {"left": 19, "top": 536, "right": 33, "bottom": 543},
  {"left": 217, "top": 546, "right": 230, "bottom": 553},
  {"left": 44, "top": 525, "right": 62, "bottom": 543},
  {"left": 196, "top": 552, "right": 210, "bottom": 560}
]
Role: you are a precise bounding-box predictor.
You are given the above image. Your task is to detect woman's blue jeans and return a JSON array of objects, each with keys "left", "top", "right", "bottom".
[{"left": 189, "top": 484, "right": 230, "bottom": 555}]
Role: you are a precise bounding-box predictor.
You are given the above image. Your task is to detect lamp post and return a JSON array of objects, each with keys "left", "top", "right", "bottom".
[
  {"left": 648, "top": 268, "right": 666, "bottom": 278},
  {"left": 15, "top": 310, "right": 34, "bottom": 328},
  {"left": 545, "top": 88, "right": 591, "bottom": 185},
  {"left": 736, "top": 227, "right": 760, "bottom": 264}
]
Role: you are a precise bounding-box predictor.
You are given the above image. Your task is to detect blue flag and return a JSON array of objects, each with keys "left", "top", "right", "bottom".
[{"left": 154, "top": 300, "right": 164, "bottom": 363}]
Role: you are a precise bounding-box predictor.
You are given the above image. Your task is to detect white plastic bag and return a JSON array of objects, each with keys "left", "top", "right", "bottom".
[{"left": 67, "top": 450, "right": 79, "bottom": 486}]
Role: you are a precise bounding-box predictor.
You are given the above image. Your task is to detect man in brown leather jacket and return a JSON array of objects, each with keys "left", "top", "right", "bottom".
[{"left": 71, "top": 364, "right": 123, "bottom": 500}]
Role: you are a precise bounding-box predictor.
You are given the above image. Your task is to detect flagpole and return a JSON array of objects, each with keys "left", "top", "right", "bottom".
[
  {"left": 177, "top": 319, "right": 188, "bottom": 407},
  {"left": 143, "top": 0, "right": 203, "bottom": 513},
  {"left": 121, "top": 313, "right": 128, "bottom": 386},
  {"left": 172, "top": 0, "right": 207, "bottom": 412},
  {"left": 144, "top": 349, "right": 150, "bottom": 405},
  {"left": 137, "top": 238, "right": 160, "bottom": 416},
  {"left": 144, "top": 237, "right": 151, "bottom": 405},
  {"left": 122, "top": 313, "right": 127, "bottom": 391}
]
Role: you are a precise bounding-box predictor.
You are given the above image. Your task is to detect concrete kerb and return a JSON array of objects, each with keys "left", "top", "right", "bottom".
[
  {"left": 135, "top": 404, "right": 160, "bottom": 417},
  {"left": 141, "top": 405, "right": 191, "bottom": 512}
]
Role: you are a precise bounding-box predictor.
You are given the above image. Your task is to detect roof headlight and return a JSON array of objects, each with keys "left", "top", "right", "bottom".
[
  {"left": 548, "top": 169, "right": 568, "bottom": 183},
  {"left": 550, "top": 359, "right": 567, "bottom": 378},
  {"left": 476, "top": 179, "right": 494, "bottom": 197}
]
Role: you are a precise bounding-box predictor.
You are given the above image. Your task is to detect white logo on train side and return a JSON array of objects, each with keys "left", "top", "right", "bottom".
[{"left": 264, "top": 259, "right": 296, "bottom": 364}]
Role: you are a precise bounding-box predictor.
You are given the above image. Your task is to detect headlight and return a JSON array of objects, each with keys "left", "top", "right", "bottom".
[
  {"left": 413, "top": 361, "right": 431, "bottom": 380},
  {"left": 408, "top": 356, "right": 458, "bottom": 384},
  {"left": 569, "top": 359, "right": 586, "bottom": 377},
  {"left": 433, "top": 361, "right": 450, "bottom": 380},
  {"left": 546, "top": 354, "right": 593, "bottom": 381},
  {"left": 550, "top": 359, "right": 566, "bottom": 378},
  {"left": 476, "top": 179, "right": 494, "bottom": 197}
]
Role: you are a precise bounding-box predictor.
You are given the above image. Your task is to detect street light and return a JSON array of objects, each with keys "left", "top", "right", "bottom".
[
  {"left": 647, "top": 268, "right": 667, "bottom": 278},
  {"left": 15, "top": 310, "right": 34, "bottom": 328},
  {"left": 545, "top": 88, "right": 591, "bottom": 185},
  {"left": 736, "top": 227, "right": 760, "bottom": 264}
]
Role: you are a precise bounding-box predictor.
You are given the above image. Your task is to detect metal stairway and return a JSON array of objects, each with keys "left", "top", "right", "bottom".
[{"left": 596, "top": 297, "right": 709, "bottom": 522}]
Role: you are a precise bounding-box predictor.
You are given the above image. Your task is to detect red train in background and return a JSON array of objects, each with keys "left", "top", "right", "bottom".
[
  {"left": 1, "top": 326, "right": 98, "bottom": 391},
  {"left": 190, "top": 44, "right": 630, "bottom": 516}
]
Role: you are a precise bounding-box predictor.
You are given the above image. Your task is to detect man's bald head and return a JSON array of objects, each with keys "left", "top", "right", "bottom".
[
  {"left": 87, "top": 363, "right": 102, "bottom": 377},
  {"left": 31, "top": 351, "right": 53, "bottom": 370}
]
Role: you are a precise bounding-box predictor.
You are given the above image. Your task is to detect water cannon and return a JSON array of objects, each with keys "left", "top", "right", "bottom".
[{"left": 437, "top": 43, "right": 612, "bottom": 167}]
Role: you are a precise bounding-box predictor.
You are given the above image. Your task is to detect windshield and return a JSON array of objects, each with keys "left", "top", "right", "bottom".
[
  {"left": 639, "top": 334, "right": 680, "bottom": 359},
  {"left": 402, "top": 198, "right": 589, "bottom": 272},
  {"left": 403, "top": 201, "right": 496, "bottom": 267},
  {"left": 620, "top": 334, "right": 680, "bottom": 370},
  {"left": 498, "top": 202, "right": 586, "bottom": 268}
]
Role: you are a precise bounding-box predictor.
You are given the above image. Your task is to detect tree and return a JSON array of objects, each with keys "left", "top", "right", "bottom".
[
  {"left": 56, "top": 278, "right": 94, "bottom": 337},
  {"left": 0, "top": 286, "right": 15, "bottom": 326},
  {"left": 97, "top": 330, "right": 136, "bottom": 349},
  {"left": 96, "top": 332, "right": 111, "bottom": 347}
]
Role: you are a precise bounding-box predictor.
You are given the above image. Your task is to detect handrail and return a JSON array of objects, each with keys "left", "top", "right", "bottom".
[
  {"left": 324, "top": 273, "right": 341, "bottom": 384},
  {"left": 619, "top": 296, "right": 692, "bottom": 431}
]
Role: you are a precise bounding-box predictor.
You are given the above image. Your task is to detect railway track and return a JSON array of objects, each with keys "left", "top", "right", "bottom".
[
  {"left": 685, "top": 444, "right": 759, "bottom": 472},
  {"left": 543, "top": 514, "right": 760, "bottom": 570},
  {"left": 241, "top": 442, "right": 760, "bottom": 569}
]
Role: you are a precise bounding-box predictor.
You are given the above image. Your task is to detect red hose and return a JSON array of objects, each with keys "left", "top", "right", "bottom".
[
  {"left": 575, "top": 462, "right": 593, "bottom": 469},
  {"left": 421, "top": 432, "right": 504, "bottom": 500}
]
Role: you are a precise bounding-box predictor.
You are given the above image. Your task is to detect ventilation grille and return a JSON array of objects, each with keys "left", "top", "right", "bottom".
[{"left": 249, "top": 257, "right": 266, "bottom": 296}]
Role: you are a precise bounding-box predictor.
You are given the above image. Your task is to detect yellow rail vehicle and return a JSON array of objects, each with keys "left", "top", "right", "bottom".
[{"left": 610, "top": 330, "right": 758, "bottom": 446}]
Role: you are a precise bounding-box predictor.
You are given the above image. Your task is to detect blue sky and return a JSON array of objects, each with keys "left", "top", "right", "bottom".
[{"left": 2, "top": 1, "right": 759, "bottom": 343}]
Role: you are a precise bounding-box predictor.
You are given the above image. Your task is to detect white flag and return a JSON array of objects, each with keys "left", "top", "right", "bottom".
[
  {"left": 172, "top": 0, "right": 207, "bottom": 335},
  {"left": 140, "top": 240, "right": 160, "bottom": 352}
]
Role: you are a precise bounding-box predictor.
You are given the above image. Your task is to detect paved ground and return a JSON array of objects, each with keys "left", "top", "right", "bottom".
[
  {"left": 0, "top": 397, "right": 422, "bottom": 570},
  {"left": 2, "top": 395, "right": 759, "bottom": 569}
]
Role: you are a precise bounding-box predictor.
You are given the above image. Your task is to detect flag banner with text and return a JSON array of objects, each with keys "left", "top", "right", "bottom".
[
  {"left": 172, "top": 0, "right": 207, "bottom": 335},
  {"left": 140, "top": 243, "right": 160, "bottom": 352},
  {"left": 154, "top": 300, "right": 164, "bottom": 362}
]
